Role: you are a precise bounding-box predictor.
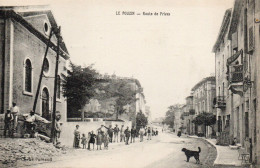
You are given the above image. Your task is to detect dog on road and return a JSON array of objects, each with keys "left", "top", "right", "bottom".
[{"left": 181, "top": 147, "right": 201, "bottom": 164}]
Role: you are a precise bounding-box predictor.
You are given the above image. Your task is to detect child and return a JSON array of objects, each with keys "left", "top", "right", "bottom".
[
  {"left": 88, "top": 131, "right": 96, "bottom": 150},
  {"left": 81, "top": 134, "right": 87, "bottom": 149},
  {"left": 96, "top": 130, "right": 103, "bottom": 150},
  {"left": 103, "top": 133, "right": 110, "bottom": 150}
]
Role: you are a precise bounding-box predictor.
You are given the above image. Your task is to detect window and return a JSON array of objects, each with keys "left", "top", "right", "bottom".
[
  {"left": 57, "top": 75, "right": 61, "bottom": 99},
  {"left": 24, "top": 59, "right": 32, "bottom": 93},
  {"left": 222, "top": 55, "right": 224, "bottom": 71},
  {"left": 43, "top": 58, "right": 49, "bottom": 75},
  {"left": 245, "top": 112, "right": 249, "bottom": 137}
]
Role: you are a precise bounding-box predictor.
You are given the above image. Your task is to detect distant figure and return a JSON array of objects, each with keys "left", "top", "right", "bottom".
[
  {"left": 10, "top": 102, "right": 19, "bottom": 134},
  {"left": 231, "top": 138, "right": 237, "bottom": 146},
  {"left": 73, "top": 125, "right": 80, "bottom": 148},
  {"left": 139, "top": 126, "right": 145, "bottom": 142},
  {"left": 147, "top": 127, "right": 152, "bottom": 140},
  {"left": 156, "top": 128, "right": 158, "bottom": 136},
  {"left": 124, "top": 126, "right": 131, "bottom": 145},
  {"left": 96, "top": 130, "right": 103, "bottom": 150},
  {"left": 81, "top": 134, "right": 87, "bottom": 149},
  {"left": 4, "top": 109, "right": 13, "bottom": 137},
  {"left": 113, "top": 124, "right": 120, "bottom": 143},
  {"left": 177, "top": 130, "right": 182, "bottom": 137},
  {"left": 120, "top": 125, "right": 125, "bottom": 142},
  {"left": 130, "top": 126, "right": 136, "bottom": 143},
  {"left": 88, "top": 131, "right": 96, "bottom": 150}
]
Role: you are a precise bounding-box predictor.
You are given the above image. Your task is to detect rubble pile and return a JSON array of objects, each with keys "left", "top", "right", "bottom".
[{"left": 0, "top": 138, "right": 67, "bottom": 167}]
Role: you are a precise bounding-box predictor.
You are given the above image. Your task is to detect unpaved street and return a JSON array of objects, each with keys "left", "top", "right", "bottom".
[{"left": 29, "top": 132, "right": 217, "bottom": 168}]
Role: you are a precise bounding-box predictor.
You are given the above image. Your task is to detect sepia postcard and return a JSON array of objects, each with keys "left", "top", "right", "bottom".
[{"left": 0, "top": 0, "right": 259, "bottom": 167}]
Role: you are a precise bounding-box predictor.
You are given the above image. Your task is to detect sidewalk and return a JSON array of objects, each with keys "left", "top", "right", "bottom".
[{"left": 189, "top": 136, "right": 242, "bottom": 167}]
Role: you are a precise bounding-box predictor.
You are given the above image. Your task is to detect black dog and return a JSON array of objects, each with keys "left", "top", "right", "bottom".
[{"left": 181, "top": 147, "right": 201, "bottom": 164}]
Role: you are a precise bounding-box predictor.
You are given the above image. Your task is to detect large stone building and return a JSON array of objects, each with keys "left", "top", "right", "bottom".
[
  {"left": 213, "top": 0, "right": 260, "bottom": 165},
  {"left": 0, "top": 6, "right": 69, "bottom": 123},
  {"left": 212, "top": 8, "right": 232, "bottom": 142},
  {"left": 185, "top": 95, "right": 195, "bottom": 135},
  {"left": 191, "top": 76, "right": 216, "bottom": 137}
]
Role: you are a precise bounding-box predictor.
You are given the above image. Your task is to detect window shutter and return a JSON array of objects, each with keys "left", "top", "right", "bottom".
[{"left": 248, "top": 26, "right": 254, "bottom": 52}]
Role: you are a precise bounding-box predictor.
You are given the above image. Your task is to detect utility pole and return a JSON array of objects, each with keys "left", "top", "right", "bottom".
[
  {"left": 33, "top": 29, "right": 53, "bottom": 112},
  {"left": 51, "top": 26, "right": 61, "bottom": 144}
]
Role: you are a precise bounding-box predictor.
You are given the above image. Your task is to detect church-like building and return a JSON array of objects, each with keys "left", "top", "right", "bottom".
[{"left": 0, "top": 6, "right": 69, "bottom": 123}]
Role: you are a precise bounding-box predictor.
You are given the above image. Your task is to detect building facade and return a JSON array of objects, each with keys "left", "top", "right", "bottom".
[
  {"left": 191, "top": 76, "right": 216, "bottom": 137},
  {"left": 0, "top": 6, "right": 69, "bottom": 123},
  {"left": 185, "top": 95, "right": 195, "bottom": 135},
  {"left": 213, "top": 0, "right": 260, "bottom": 165},
  {"left": 212, "top": 8, "right": 232, "bottom": 144}
]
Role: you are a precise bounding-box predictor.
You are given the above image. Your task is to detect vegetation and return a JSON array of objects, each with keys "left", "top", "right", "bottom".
[
  {"left": 163, "top": 105, "right": 181, "bottom": 128},
  {"left": 192, "top": 112, "right": 216, "bottom": 136},
  {"left": 136, "top": 111, "right": 148, "bottom": 127},
  {"left": 95, "top": 78, "right": 142, "bottom": 120},
  {"left": 62, "top": 62, "right": 104, "bottom": 118}
]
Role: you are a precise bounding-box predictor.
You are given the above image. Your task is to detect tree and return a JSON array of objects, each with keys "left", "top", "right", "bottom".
[
  {"left": 95, "top": 78, "right": 142, "bottom": 120},
  {"left": 136, "top": 111, "right": 148, "bottom": 128},
  {"left": 192, "top": 112, "right": 216, "bottom": 136},
  {"left": 62, "top": 62, "right": 104, "bottom": 118},
  {"left": 163, "top": 105, "right": 179, "bottom": 129}
]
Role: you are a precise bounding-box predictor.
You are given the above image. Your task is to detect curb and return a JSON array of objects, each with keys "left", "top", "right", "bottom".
[{"left": 188, "top": 136, "right": 241, "bottom": 167}]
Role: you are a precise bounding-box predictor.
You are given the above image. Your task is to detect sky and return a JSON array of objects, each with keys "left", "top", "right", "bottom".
[{"left": 1, "top": 0, "right": 234, "bottom": 119}]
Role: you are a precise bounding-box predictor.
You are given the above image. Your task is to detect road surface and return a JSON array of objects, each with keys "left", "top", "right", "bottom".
[{"left": 28, "top": 132, "right": 217, "bottom": 168}]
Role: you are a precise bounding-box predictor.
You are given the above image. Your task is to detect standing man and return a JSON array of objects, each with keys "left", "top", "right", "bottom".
[
  {"left": 139, "top": 126, "right": 145, "bottom": 142},
  {"left": 124, "top": 126, "right": 131, "bottom": 145},
  {"left": 10, "top": 102, "right": 19, "bottom": 134},
  {"left": 4, "top": 109, "right": 13, "bottom": 137},
  {"left": 147, "top": 127, "right": 152, "bottom": 140},
  {"left": 113, "top": 124, "right": 120, "bottom": 142},
  {"left": 120, "top": 125, "right": 125, "bottom": 142},
  {"left": 107, "top": 125, "right": 113, "bottom": 143},
  {"left": 130, "top": 126, "right": 136, "bottom": 143}
]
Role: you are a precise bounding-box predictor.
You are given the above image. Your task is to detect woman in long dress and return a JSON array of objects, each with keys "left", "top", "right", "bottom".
[
  {"left": 73, "top": 125, "right": 80, "bottom": 148},
  {"left": 96, "top": 130, "right": 103, "bottom": 150}
]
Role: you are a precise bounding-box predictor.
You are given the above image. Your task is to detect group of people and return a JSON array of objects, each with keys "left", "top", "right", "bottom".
[
  {"left": 4, "top": 102, "right": 62, "bottom": 144},
  {"left": 73, "top": 124, "right": 159, "bottom": 150},
  {"left": 4, "top": 102, "right": 20, "bottom": 137}
]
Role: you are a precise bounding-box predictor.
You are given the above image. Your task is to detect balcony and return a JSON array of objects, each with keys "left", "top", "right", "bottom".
[
  {"left": 229, "top": 65, "right": 243, "bottom": 83},
  {"left": 215, "top": 96, "right": 226, "bottom": 109},
  {"left": 189, "top": 109, "right": 195, "bottom": 115}
]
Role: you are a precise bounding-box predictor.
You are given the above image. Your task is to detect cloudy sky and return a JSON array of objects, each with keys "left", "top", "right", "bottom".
[{"left": 1, "top": 0, "right": 234, "bottom": 119}]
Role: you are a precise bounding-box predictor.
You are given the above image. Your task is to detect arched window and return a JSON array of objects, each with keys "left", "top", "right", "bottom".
[
  {"left": 43, "top": 58, "right": 49, "bottom": 75},
  {"left": 25, "top": 59, "right": 32, "bottom": 93},
  {"left": 57, "top": 75, "right": 61, "bottom": 99}
]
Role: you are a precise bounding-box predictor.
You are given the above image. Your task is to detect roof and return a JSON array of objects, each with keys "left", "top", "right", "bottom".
[
  {"left": 212, "top": 8, "right": 232, "bottom": 52},
  {"left": 191, "top": 76, "right": 215, "bottom": 91},
  {"left": 185, "top": 95, "right": 193, "bottom": 100},
  {"left": 0, "top": 5, "right": 69, "bottom": 60},
  {"left": 228, "top": 0, "right": 243, "bottom": 40}
]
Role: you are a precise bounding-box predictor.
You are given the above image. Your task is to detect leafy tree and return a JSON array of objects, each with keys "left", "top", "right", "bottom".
[
  {"left": 192, "top": 112, "right": 216, "bottom": 136},
  {"left": 163, "top": 105, "right": 180, "bottom": 128},
  {"left": 136, "top": 111, "right": 148, "bottom": 127},
  {"left": 62, "top": 62, "right": 104, "bottom": 118},
  {"left": 95, "top": 78, "right": 142, "bottom": 120}
]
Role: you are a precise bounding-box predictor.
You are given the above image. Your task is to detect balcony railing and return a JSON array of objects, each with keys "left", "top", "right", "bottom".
[
  {"left": 216, "top": 96, "right": 226, "bottom": 108},
  {"left": 189, "top": 109, "right": 195, "bottom": 115},
  {"left": 229, "top": 65, "right": 243, "bottom": 83}
]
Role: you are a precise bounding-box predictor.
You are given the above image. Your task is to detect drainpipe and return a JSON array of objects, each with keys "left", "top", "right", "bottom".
[{"left": 1, "top": 13, "right": 6, "bottom": 113}]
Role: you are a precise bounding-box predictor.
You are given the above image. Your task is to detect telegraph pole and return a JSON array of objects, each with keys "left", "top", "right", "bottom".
[
  {"left": 33, "top": 29, "right": 53, "bottom": 112},
  {"left": 51, "top": 26, "right": 61, "bottom": 144}
]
